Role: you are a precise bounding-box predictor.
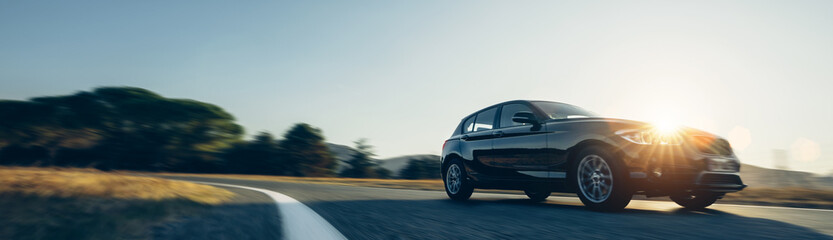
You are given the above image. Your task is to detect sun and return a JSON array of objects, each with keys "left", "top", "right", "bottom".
[
  {"left": 654, "top": 121, "right": 679, "bottom": 133},
  {"left": 643, "top": 104, "right": 684, "bottom": 135},
  {"left": 652, "top": 119, "right": 680, "bottom": 135},
  {"left": 640, "top": 100, "right": 689, "bottom": 146}
]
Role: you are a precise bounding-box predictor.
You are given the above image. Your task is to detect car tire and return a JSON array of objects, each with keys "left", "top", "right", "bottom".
[
  {"left": 572, "top": 146, "right": 632, "bottom": 211},
  {"left": 524, "top": 189, "right": 551, "bottom": 202},
  {"left": 670, "top": 192, "right": 720, "bottom": 210},
  {"left": 444, "top": 159, "right": 474, "bottom": 201}
]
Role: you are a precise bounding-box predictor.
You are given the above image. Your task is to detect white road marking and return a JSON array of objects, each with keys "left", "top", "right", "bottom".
[{"left": 189, "top": 181, "right": 348, "bottom": 240}]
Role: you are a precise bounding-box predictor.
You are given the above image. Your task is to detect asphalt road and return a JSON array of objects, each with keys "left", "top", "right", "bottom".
[{"left": 160, "top": 176, "right": 833, "bottom": 240}]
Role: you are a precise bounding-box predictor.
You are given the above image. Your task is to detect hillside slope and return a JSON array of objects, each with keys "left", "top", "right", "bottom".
[
  {"left": 740, "top": 164, "right": 833, "bottom": 189},
  {"left": 327, "top": 143, "right": 439, "bottom": 176},
  {"left": 378, "top": 154, "right": 440, "bottom": 175}
]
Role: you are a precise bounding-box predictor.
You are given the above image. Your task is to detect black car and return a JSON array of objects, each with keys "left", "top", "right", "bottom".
[{"left": 441, "top": 100, "right": 746, "bottom": 211}]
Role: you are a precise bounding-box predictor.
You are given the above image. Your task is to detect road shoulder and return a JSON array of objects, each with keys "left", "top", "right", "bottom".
[{"left": 151, "top": 186, "right": 282, "bottom": 240}]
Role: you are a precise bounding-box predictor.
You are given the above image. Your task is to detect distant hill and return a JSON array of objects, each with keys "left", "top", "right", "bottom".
[
  {"left": 378, "top": 154, "right": 440, "bottom": 176},
  {"left": 325, "top": 143, "right": 360, "bottom": 172},
  {"left": 327, "top": 143, "right": 833, "bottom": 188},
  {"left": 325, "top": 143, "right": 358, "bottom": 163},
  {"left": 325, "top": 143, "right": 438, "bottom": 177},
  {"left": 740, "top": 164, "right": 833, "bottom": 189}
]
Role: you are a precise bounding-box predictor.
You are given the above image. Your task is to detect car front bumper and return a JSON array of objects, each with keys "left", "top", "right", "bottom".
[
  {"left": 630, "top": 170, "right": 747, "bottom": 197},
  {"left": 617, "top": 141, "right": 746, "bottom": 196}
]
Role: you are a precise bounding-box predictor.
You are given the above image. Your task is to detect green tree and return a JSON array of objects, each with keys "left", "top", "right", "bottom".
[
  {"left": 0, "top": 99, "right": 100, "bottom": 165},
  {"left": 340, "top": 139, "right": 379, "bottom": 178},
  {"left": 278, "top": 123, "right": 336, "bottom": 176},
  {"left": 399, "top": 157, "right": 441, "bottom": 179},
  {"left": 86, "top": 87, "right": 243, "bottom": 171},
  {"left": 222, "top": 132, "right": 282, "bottom": 175},
  {"left": 375, "top": 167, "right": 392, "bottom": 179},
  {"left": 0, "top": 87, "right": 244, "bottom": 171}
]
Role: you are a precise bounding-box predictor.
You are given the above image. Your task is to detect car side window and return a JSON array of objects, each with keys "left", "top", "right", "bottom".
[
  {"left": 462, "top": 116, "right": 475, "bottom": 133},
  {"left": 499, "top": 103, "right": 534, "bottom": 128},
  {"left": 473, "top": 107, "right": 497, "bottom": 132}
]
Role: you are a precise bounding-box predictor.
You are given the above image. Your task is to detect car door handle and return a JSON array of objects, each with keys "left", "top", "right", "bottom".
[
  {"left": 461, "top": 135, "right": 470, "bottom": 141},
  {"left": 493, "top": 131, "right": 504, "bottom": 137}
]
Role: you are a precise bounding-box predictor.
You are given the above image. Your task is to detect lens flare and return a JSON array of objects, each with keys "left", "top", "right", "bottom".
[
  {"left": 654, "top": 121, "right": 679, "bottom": 135},
  {"left": 727, "top": 126, "right": 751, "bottom": 152},
  {"left": 649, "top": 119, "right": 682, "bottom": 145},
  {"left": 791, "top": 138, "right": 820, "bottom": 162}
]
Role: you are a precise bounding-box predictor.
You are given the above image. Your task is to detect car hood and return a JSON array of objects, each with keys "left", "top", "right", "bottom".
[{"left": 546, "top": 117, "right": 722, "bottom": 139}]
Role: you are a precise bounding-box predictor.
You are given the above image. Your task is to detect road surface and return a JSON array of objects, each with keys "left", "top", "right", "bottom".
[{"left": 160, "top": 176, "right": 833, "bottom": 240}]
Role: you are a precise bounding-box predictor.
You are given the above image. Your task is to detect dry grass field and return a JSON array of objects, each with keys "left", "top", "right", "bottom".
[
  {"left": 721, "top": 187, "right": 833, "bottom": 209},
  {"left": 153, "top": 172, "right": 447, "bottom": 191},
  {"left": 0, "top": 167, "right": 234, "bottom": 240}
]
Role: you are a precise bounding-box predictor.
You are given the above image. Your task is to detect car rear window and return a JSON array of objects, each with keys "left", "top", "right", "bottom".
[
  {"left": 462, "top": 116, "right": 475, "bottom": 133},
  {"left": 473, "top": 107, "right": 497, "bottom": 131}
]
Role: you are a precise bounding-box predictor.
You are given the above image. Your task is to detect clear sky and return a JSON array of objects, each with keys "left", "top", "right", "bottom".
[{"left": 2, "top": 1, "right": 832, "bottom": 174}]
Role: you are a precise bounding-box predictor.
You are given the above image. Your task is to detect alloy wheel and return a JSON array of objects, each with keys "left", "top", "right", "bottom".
[
  {"left": 577, "top": 154, "right": 613, "bottom": 203},
  {"left": 446, "top": 164, "right": 462, "bottom": 194}
]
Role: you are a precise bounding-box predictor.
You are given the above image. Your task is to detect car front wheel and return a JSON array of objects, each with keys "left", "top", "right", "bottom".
[
  {"left": 573, "top": 146, "right": 632, "bottom": 211},
  {"left": 444, "top": 159, "right": 474, "bottom": 201}
]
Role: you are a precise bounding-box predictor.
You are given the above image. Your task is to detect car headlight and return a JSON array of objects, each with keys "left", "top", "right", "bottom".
[{"left": 615, "top": 129, "right": 683, "bottom": 145}]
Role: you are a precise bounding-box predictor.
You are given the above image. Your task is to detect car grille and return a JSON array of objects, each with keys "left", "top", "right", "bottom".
[
  {"left": 699, "top": 173, "right": 743, "bottom": 185},
  {"left": 691, "top": 136, "right": 734, "bottom": 156}
]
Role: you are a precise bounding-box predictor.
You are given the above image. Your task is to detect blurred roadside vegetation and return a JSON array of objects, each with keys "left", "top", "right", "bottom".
[
  {"left": 340, "top": 138, "right": 391, "bottom": 179},
  {"left": 0, "top": 87, "right": 337, "bottom": 177},
  {"left": 399, "top": 156, "right": 442, "bottom": 180},
  {"left": 0, "top": 86, "right": 438, "bottom": 180},
  {"left": 0, "top": 167, "right": 233, "bottom": 239}
]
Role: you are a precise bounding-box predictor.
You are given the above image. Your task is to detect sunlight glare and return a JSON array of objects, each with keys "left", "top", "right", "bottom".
[{"left": 651, "top": 118, "right": 680, "bottom": 136}]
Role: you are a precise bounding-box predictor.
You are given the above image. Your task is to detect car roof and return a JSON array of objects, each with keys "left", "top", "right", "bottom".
[
  {"left": 472, "top": 100, "right": 569, "bottom": 113},
  {"left": 463, "top": 100, "right": 564, "bottom": 118}
]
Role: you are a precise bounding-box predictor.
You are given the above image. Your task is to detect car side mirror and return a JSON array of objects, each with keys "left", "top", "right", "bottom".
[{"left": 512, "top": 111, "right": 538, "bottom": 124}]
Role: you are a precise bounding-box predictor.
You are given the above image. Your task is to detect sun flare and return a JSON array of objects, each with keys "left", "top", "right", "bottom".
[{"left": 652, "top": 120, "right": 680, "bottom": 135}]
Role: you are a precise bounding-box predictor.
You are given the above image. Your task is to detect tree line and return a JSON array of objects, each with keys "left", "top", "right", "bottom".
[{"left": 0, "top": 86, "right": 439, "bottom": 179}]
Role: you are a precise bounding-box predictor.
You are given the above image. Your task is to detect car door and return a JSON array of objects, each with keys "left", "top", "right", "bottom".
[
  {"left": 459, "top": 107, "right": 499, "bottom": 176},
  {"left": 490, "top": 103, "right": 549, "bottom": 179}
]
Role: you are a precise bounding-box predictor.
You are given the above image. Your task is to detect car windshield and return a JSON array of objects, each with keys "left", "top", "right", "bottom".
[{"left": 531, "top": 101, "right": 599, "bottom": 120}]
